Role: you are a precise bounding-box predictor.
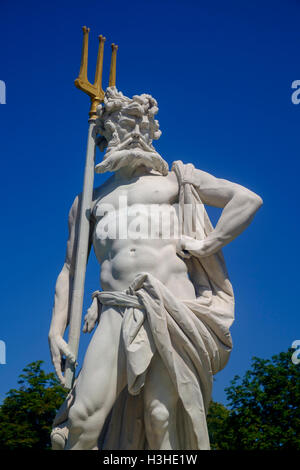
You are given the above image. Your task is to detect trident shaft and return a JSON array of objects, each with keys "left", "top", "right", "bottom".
[{"left": 64, "top": 26, "right": 118, "bottom": 389}]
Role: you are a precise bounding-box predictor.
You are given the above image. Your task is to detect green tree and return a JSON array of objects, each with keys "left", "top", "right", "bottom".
[
  {"left": 208, "top": 350, "right": 300, "bottom": 450},
  {"left": 0, "top": 361, "right": 67, "bottom": 449},
  {"left": 206, "top": 401, "right": 230, "bottom": 450}
]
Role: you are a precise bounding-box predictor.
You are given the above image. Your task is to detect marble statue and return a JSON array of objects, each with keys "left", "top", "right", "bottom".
[{"left": 48, "top": 87, "right": 263, "bottom": 450}]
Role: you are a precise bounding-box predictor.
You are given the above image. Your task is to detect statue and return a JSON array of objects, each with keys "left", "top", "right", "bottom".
[{"left": 48, "top": 29, "right": 263, "bottom": 450}]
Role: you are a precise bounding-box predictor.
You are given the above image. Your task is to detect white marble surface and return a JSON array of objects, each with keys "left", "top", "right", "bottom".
[{"left": 49, "top": 87, "right": 262, "bottom": 450}]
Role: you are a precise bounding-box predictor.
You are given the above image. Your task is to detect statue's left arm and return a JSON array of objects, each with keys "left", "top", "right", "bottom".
[{"left": 181, "top": 168, "right": 263, "bottom": 257}]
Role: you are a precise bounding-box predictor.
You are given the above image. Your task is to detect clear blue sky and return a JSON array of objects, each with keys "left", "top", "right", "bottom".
[{"left": 0, "top": 0, "right": 299, "bottom": 405}]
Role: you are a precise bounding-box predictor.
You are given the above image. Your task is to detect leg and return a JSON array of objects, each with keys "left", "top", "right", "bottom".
[
  {"left": 65, "top": 306, "right": 127, "bottom": 450},
  {"left": 143, "top": 354, "right": 178, "bottom": 450}
]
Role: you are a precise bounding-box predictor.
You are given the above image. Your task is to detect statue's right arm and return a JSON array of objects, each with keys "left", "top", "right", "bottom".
[{"left": 48, "top": 195, "right": 81, "bottom": 385}]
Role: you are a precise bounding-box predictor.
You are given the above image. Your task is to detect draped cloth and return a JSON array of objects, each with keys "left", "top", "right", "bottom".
[{"left": 52, "top": 160, "right": 235, "bottom": 450}]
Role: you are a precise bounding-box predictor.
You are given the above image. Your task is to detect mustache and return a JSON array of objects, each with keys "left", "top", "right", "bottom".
[
  {"left": 95, "top": 146, "right": 169, "bottom": 176},
  {"left": 106, "top": 135, "right": 154, "bottom": 156}
]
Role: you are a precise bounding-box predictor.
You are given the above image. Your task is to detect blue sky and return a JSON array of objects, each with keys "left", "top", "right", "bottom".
[{"left": 0, "top": 0, "right": 299, "bottom": 405}]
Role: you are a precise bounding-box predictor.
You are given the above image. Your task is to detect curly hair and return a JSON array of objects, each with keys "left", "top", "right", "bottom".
[{"left": 95, "top": 87, "right": 161, "bottom": 151}]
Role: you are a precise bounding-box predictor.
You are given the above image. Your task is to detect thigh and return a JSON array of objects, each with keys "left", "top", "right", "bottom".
[
  {"left": 143, "top": 353, "right": 177, "bottom": 409},
  {"left": 73, "top": 305, "right": 127, "bottom": 414}
]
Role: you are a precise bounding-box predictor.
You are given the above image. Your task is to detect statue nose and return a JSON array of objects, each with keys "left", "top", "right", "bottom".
[{"left": 131, "top": 123, "right": 141, "bottom": 139}]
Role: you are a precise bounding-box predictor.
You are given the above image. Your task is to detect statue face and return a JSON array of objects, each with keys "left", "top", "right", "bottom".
[
  {"left": 115, "top": 111, "right": 152, "bottom": 151},
  {"left": 95, "top": 108, "right": 168, "bottom": 175},
  {"left": 95, "top": 88, "right": 168, "bottom": 175}
]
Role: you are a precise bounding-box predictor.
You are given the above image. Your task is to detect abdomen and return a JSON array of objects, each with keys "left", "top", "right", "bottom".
[{"left": 99, "top": 242, "right": 196, "bottom": 300}]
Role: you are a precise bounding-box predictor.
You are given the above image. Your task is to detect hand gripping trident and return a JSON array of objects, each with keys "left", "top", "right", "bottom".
[{"left": 64, "top": 27, "right": 118, "bottom": 389}]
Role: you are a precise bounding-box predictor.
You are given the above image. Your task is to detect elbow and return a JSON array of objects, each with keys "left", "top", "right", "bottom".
[
  {"left": 235, "top": 189, "right": 263, "bottom": 213},
  {"left": 251, "top": 193, "right": 263, "bottom": 212}
]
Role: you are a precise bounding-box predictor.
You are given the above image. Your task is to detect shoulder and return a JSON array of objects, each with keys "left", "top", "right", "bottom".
[
  {"left": 68, "top": 194, "right": 80, "bottom": 219},
  {"left": 68, "top": 176, "right": 114, "bottom": 224},
  {"left": 92, "top": 175, "right": 115, "bottom": 206},
  {"left": 171, "top": 160, "right": 198, "bottom": 186},
  {"left": 171, "top": 160, "right": 227, "bottom": 188}
]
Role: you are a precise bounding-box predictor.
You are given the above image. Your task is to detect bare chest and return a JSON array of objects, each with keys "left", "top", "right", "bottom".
[{"left": 92, "top": 173, "right": 179, "bottom": 216}]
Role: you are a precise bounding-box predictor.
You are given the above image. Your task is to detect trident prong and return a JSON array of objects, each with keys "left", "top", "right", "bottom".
[
  {"left": 109, "top": 43, "right": 118, "bottom": 87},
  {"left": 74, "top": 26, "right": 118, "bottom": 120},
  {"left": 94, "top": 35, "right": 106, "bottom": 90}
]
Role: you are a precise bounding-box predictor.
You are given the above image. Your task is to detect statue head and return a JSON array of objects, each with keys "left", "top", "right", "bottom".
[{"left": 95, "top": 87, "right": 168, "bottom": 175}]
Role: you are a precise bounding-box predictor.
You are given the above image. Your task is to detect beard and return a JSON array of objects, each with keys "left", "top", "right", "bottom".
[{"left": 95, "top": 136, "right": 169, "bottom": 176}]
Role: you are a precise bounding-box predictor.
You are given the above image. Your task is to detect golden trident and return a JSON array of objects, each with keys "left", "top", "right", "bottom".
[
  {"left": 64, "top": 27, "right": 118, "bottom": 389},
  {"left": 74, "top": 25, "right": 118, "bottom": 119}
]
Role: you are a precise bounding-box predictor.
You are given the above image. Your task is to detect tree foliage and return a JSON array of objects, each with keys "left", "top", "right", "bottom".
[
  {"left": 207, "top": 350, "right": 300, "bottom": 450},
  {"left": 206, "top": 401, "right": 230, "bottom": 450},
  {"left": 0, "top": 361, "right": 67, "bottom": 449}
]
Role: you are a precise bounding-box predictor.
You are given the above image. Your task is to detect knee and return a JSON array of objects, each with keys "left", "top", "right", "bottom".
[
  {"left": 68, "top": 403, "right": 89, "bottom": 434},
  {"left": 68, "top": 401, "right": 104, "bottom": 434},
  {"left": 68, "top": 401, "right": 106, "bottom": 444},
  {"left": 66, "top": 402, "right": 105, "bottom": 450},
  {"left": 147, "top": 400, "right": 170, "bottom": 431}
]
